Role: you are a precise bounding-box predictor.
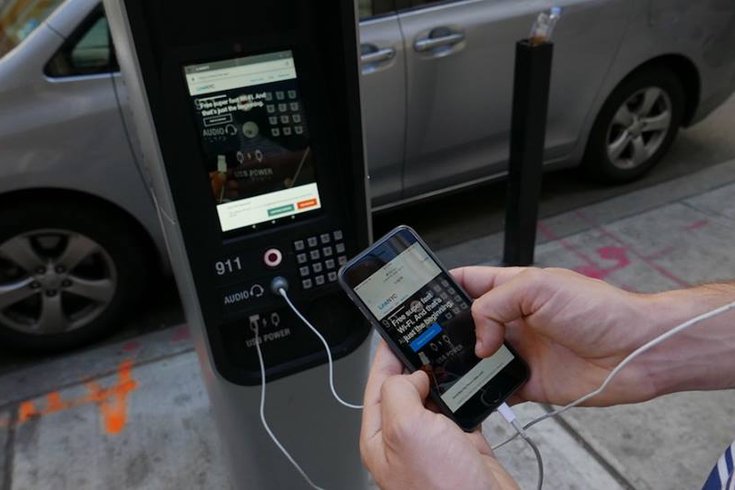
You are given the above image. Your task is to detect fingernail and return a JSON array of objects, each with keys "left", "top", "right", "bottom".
[{"left": 475, "top": 339, "right": 483, "bottom": 355}]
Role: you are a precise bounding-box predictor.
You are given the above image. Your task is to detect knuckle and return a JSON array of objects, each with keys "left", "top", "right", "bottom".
[
  {"left": 384, "top": 414, "right": 417, "bottom": 448},
  {"left": 519, "top": 266, "right": 546, "bottom": 285}
]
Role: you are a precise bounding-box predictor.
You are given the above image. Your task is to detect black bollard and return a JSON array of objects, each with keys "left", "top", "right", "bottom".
[{"left": 502, "top": 40, "right": 554, "bottom": 266}]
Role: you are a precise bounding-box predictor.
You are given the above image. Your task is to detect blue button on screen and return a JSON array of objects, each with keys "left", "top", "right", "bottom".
[{"left": 410, "top": 323, "right": 443, "bottom": 352}]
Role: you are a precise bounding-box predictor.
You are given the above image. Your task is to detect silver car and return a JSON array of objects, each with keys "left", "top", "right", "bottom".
[{"left": 1, "top": 0, "right": 734, "bottom": 351}]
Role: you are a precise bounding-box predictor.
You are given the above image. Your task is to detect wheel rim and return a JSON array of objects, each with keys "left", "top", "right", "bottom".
[
  {"left": 605, "top": 87, "right": 673, "bottom": 170},
  {"left": 0, "top": 229, "right": 117, "bottom": 336}
]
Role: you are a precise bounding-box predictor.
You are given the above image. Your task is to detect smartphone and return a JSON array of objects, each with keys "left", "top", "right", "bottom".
[{"left": 338, "top": 225, "right": 529, "bottom": 431}]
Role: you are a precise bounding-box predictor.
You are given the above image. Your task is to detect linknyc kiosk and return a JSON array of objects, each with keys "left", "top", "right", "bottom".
[{"left": 104, "top": 1, "right": 373, "bottom": 488}]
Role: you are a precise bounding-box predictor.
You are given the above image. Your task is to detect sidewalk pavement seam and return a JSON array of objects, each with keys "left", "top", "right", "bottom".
[
  {"left": 539, "top": 175, "right": 735, "bottom": 247},
  {"left": 2, "top": 410, "right": 15, "bottom": 490},
  {"left": 0, "top": 345, "right": 195, "bottom": 413},
  {"left": 438, "top": 159, "right": 735, "bottom": 267},
  {"left": 680, "top": 200, "right": 735, "bottom": 229},
  {"left": 541, "top": 404, "right": 636, "bottom": 490}
]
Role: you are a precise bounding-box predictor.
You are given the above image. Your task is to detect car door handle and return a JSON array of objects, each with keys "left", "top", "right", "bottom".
[
  {"left": 414, "top": 31, "right": 465, "bottom": 52},
  {"left": 360, "top": 46, "right": 396, "bottom": 65}
]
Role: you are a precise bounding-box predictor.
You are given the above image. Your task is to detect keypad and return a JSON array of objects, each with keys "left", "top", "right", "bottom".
[
  {"left": 264, "top": 89, "right": 305, "bottom": 139},
  {"left": 293, "top": 229, "right": 348, "bottom": 290}
]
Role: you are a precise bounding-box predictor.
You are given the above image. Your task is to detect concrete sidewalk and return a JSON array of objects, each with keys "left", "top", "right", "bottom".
[{"left": 3, "top": 159, "right": 735, "bottom": 489}]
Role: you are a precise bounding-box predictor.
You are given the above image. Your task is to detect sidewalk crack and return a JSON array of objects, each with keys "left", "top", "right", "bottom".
[
  {"left": 2, "top": 408, "right": 16, "bottom": 490},
  {"left": 544, "top": 404, "right": 637, "bottom": 490}
]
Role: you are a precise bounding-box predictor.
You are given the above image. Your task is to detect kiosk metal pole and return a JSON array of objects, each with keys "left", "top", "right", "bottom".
[{"left": 104, "top": 1, "right": 373, "bottom": 488}]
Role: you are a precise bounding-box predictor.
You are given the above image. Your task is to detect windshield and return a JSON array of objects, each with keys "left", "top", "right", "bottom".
[{"left": 0, "top": 0, "right": 65, "bottom": 59}]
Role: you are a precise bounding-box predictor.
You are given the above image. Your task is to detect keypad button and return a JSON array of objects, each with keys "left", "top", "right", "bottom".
[
  {"left": 293, "top": 114, "right": 302, "bottom": 123},
  {"left": 320, "top": 233, "right": 331, "bottom": 244},
  {"left": 294, "top": 240, "right": 305, "bottom": 251},
  {"left": 299, "top": 266, "right": 310, "bottom": 277},
  {"left": 296, "top": 253, "right": 307, "bottom": 264},
  {"left": 328, "top": 271, "right": 338, "bottom": 282},
  {"left": 267, "top": 104, "right": 275, "bottom": 113},
  {"left": 310, "top": 250, "right": 321, "bottom": 261},
  {"left": 325, "top": 258, "right": 335, "bottom": 270},
  {"left": 276, "top": 91, "right": 285, "bottom": 100},
  {"left": 335, "top": 243, "right": 346, "bottom": 254},
  {"left": 307, "top": 237, "right": 318, "bottom": 247},
  {"left": 269, "top": 116, "right": 278, "bottom": 125},
  {"left": 294, "top": 126, "right": 304, "bottom": 135},
  {"left": 288, "top": 90, "right": 297, "bottom": 99},
  {"left": 315, "top": 275, "right": 325, "bottom": 286},
  {"left": 322, "top": 246, "right": 333, "bottom": 257},
  {"left": 265, "top": 92, "right": 273, "bottom": 101},
  {"left": 278, "top": 103, "right": 287, "bottom": 112},
  {"left": 302, "top": 279, "right": 313, "bottom": 290},
  {"left": 312, "top": 263, "right": 323, "bottom": 273},
  {"left": 290, "top": 102, "right": 299, "bottom": 111},
  {"left": 333, "top": 230, "right": 343, "bottom": 240},
  {"left": 338, "top": 256, "right": 347, "bottom": 266},
  {"left": 280, "top": 115, "right": 290, "bottom": 124},
  {"left": 283, "top": 127, "right": 292, "bottom": 136},
  {"left": 271, "top": 128, "right": 280, "bottom": 137}
]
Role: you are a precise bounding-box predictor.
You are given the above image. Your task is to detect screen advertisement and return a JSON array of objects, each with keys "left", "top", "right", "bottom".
[
  {"left": 184, "top": 51, "right": 322, "bottom": 233},
  {"left": 352, "top": 242, "right": 515, "bottom": 413}
]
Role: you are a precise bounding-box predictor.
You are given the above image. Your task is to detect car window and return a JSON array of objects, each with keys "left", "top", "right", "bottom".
[
  {"left": 0, "top": 0, "right": 65, "bottom": 60},
  {"left": 393, "top": 0, "right": 453, "bottom": 11},
  {"left": 358, "top": 0, "right": 396, "bottom": 20},
  {"left": 45, "top": 7, "right": 117, "bottom": 77}
]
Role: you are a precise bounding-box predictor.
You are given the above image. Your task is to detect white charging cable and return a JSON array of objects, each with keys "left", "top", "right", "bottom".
[
  {"left": 492, "top": 300, "right": 735, "bottom": 453},
  {"left": 249, "top": 279, "right": 363, "bottom": 490},
  {"left": 277, "top": 287, "right": 364, "bottom": 410},
  {"left": 253, "top": 320, "right": 326, "bottom": 490},
  {"left": 498, "top": 402, "right": 544, "bottom": 490}
]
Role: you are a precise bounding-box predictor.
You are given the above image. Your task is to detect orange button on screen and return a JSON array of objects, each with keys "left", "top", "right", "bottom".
[{"left": 297, "top": 198, "right": 318, "bottom": 209}]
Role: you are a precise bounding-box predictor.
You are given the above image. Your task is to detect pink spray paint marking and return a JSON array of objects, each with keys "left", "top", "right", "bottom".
[
  {"left": 121, "top": 341, "right": 141, "bottom": 353},
  {"left": 574, "top": 211, "right": 690, "bottom": 288},
  {"left": 537, "top": 222, "right": 631, "bottom": 279},
  {"left": 575, "top": 246, "right": 631, "bottom": 280},
  {"left": 172, "top": 325, "right": 191, "bottom": 342},
  {"left": 685, "top": 219, "right": 709, "bottom": 231}
]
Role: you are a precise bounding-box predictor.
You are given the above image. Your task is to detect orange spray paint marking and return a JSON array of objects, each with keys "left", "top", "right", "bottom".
[
  {"left": 46, "top": 392, "right": 67, "bottom": 413},
  {"left": 17, "top": 401, "right": 40, "bottom": 423},
  {"left": 84, "top": 359, "right": 138, "bottom": 435},
  {"left": 6, "top": 359, "right": 139, "bottom": 435}
]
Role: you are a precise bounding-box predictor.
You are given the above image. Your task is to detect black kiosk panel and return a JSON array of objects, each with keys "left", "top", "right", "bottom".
[{"left": 121, "top": 1, "right": 371, "bottom": 384}]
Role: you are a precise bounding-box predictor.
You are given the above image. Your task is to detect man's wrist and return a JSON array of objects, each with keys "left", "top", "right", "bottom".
[{"left": 635, "top": 284, "right": 735, "bottom": 398}]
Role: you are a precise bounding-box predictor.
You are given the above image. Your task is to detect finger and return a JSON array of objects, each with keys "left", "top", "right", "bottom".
[
  {"left": 361, "top": 342, "right": 404, "bottom": 442},
  {"left": 450, "top": 266, "right": 527, "bottom": 298},
  {"left": 381, "top": 370, "right": 431, "bottom": 439},
  {"left": 471, "top": 270, "right": 551, "bottom": 356}
]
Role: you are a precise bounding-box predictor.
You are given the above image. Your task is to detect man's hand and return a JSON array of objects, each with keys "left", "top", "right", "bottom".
[
  {"left": 360, "top": 342, "right": 519, "bottom": 490},
  {"left": 453, "top": 266, "right": 665, "bottom": 406}
]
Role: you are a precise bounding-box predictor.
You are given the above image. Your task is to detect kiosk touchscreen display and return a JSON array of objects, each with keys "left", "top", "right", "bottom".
[{"left": 184, "top": 51, "right": 322, "bottom": 233}]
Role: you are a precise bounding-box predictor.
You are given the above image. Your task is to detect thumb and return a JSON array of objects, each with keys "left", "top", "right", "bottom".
[
  {"left": 406, "top": 369, "right": 431, "bottom": 401},
  {"left": 471, "top": 302, "right": 506, "bottom": 358}
]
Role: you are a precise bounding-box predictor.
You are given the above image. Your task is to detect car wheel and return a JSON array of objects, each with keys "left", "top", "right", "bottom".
[
  {"left": 583, "top": 66, "right": 685, "bottom": 182},
  {"left": 0, "top": 200, "right": 151, "bottom": 352}
]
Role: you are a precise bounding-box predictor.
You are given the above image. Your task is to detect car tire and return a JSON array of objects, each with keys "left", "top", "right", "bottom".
[
  {"left": 0, "top": 199, "right": 151, "bottom": 352},
  {"left": 582, "top": 66, "right": 685, "bottom": 183}
]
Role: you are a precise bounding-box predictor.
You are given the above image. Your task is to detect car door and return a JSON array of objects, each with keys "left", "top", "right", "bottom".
[
  {"left": 357, "top": 0, "right": 407, "bottom": 208},
  {"left": 397, "top": 0, "right": 632, "bottom": 200}
]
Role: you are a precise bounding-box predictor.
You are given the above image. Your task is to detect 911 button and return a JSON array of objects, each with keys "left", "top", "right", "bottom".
[{"left": 264, "top": 248, "right": 283, "bottom": 268}]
